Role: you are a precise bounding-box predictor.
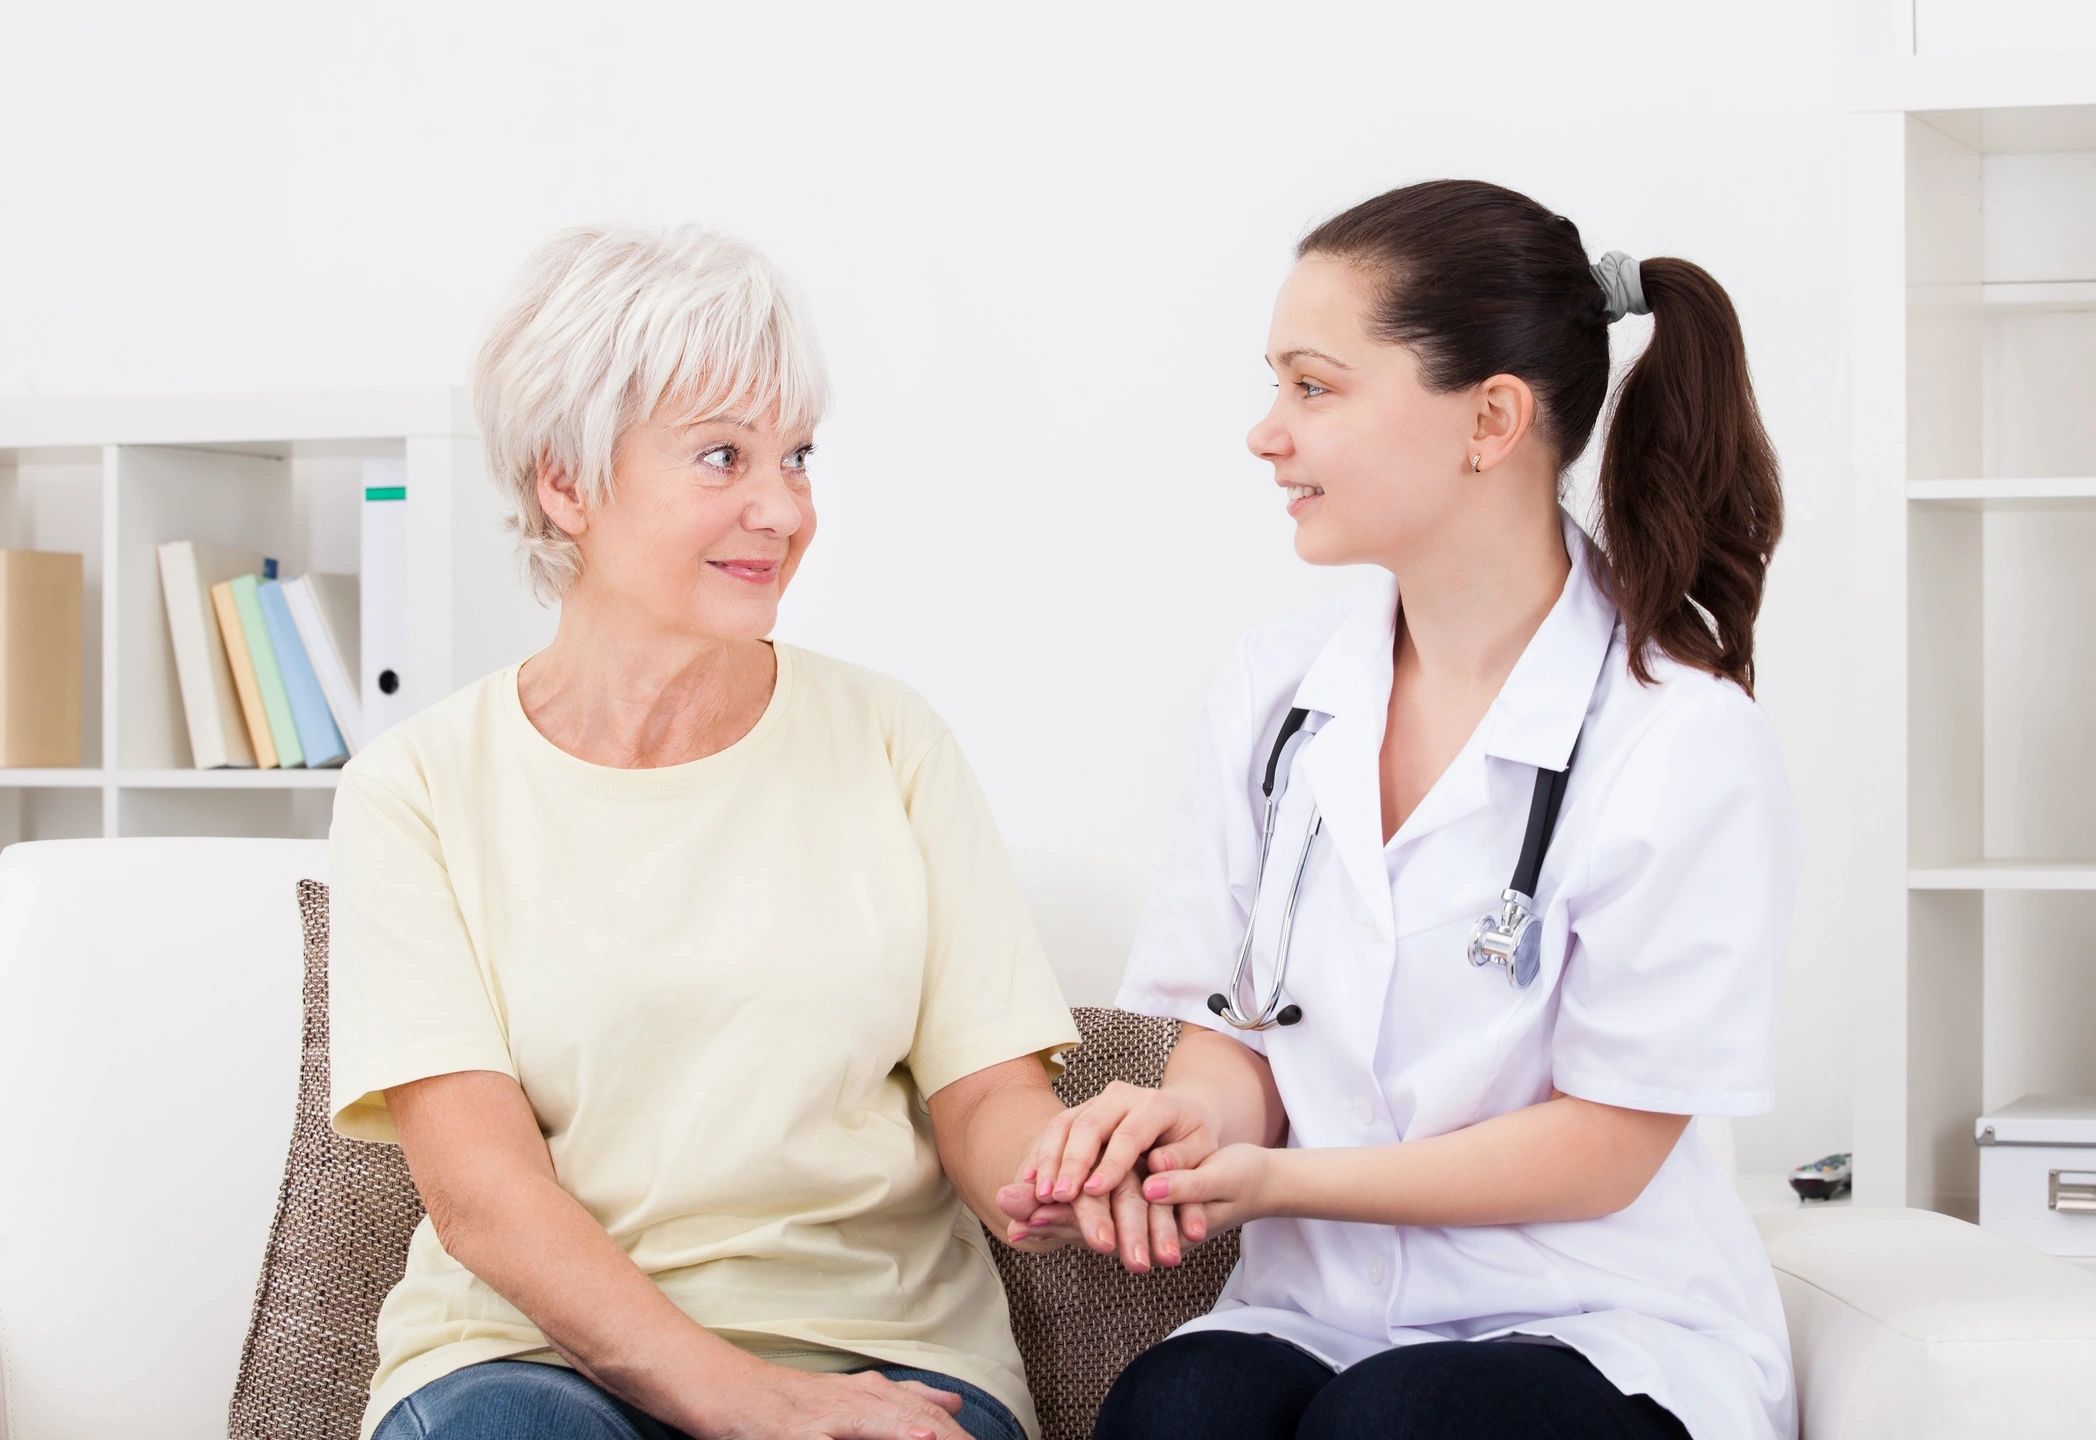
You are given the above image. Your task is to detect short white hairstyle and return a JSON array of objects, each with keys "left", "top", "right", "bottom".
[{"left": 472, "top": 222, "right": 831, "bottom": 602}]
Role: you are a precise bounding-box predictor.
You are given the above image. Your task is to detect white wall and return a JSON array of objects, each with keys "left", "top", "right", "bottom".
[{"left": 0, "top": 0, "right": 1862, "bottom": 1175}]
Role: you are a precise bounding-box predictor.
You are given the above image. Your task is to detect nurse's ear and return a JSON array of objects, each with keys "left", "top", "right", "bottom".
[{"left": 1466, "top": 371, "right": 1539, "bottom": 474}]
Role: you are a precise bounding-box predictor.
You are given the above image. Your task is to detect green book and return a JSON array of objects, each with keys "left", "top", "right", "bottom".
[{"left": 231, "top": 573, "right": 304, "bottom": 768}]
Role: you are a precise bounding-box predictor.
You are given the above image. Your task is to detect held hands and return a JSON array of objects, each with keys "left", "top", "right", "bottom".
[{"left": 991, "top": 1082, "right": 1275, "bottom": 1272}]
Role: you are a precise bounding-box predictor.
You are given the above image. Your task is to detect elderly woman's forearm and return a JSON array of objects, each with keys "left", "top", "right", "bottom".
[
  {"left": 952, "top": 1087, "right": 1067, "bottom": 1229},
  {"left": 440, "top": 1170, "right": 761, "bottom": 1432},
  {"left": 927, "top": 1059, "right": 1069, "bottom": 1231}
]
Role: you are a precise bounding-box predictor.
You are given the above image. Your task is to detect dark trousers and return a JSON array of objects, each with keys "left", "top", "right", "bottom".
[{"left": 1093, "top": 1331, "right": 1695, "bottom": 1440}]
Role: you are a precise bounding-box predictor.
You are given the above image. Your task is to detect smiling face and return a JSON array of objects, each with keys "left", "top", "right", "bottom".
[
  {"left": 541, "top": 398, "right": 816, "bottom": 643},
  {"left": 1249, "top": 254, "right": 1504, "bottom": 568}
]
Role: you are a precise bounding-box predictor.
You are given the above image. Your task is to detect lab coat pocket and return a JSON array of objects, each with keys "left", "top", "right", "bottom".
[{"left": 1385, "top": 911, "right": 1531, "bottom": 1137}]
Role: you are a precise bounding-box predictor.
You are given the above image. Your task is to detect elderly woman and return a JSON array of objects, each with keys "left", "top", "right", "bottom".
[{"left": 326, "top": 223, "right": 1172, "bottom": 1440}]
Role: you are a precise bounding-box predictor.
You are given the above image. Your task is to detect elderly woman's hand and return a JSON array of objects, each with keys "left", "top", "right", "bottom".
[
  {"left": 706, "top": 1361, "right": 972, "bottom": 1440},
  {"left": 990, "top": 1165, "right": 1192, "bottom": 1274}
]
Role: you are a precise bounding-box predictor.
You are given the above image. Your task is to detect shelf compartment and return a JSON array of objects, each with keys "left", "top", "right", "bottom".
[{"left": 115, "top": 784, "right": 334, "bottom": 840}]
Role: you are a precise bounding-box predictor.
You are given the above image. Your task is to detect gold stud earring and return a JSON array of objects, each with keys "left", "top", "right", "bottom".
[{"left": 1470, "top": 454, "right": 1482, "bottom": 473}]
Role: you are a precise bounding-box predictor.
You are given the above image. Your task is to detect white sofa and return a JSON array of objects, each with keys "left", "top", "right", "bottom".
[{"left": 2, "top": 836, "right": 2093, "bottom": 1439}]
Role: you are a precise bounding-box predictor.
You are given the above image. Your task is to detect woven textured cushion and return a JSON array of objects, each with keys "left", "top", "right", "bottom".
[
  {"left": 228, "top": 879, "right": 1236, "bottom": 1440},
  {"left": 228, "top": 881, "right": 426, "bottom": 1439}
]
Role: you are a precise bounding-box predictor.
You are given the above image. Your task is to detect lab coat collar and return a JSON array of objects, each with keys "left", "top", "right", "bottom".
[
  {"left": 1286, "top": 573, "right": 1403, "bottom": 938},
  {"left": 1283, "top": 506, "right": 1619, "bottom": 937},
  {"left": 1478, "top": 506, "right": 1619, "bottom": 772}
]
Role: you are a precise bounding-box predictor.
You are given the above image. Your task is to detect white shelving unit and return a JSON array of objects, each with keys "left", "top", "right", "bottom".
[
  {"left": 1849, "top": 38, "right": 2096, "bottom": 1216},
  {"left": 0, "top": 389, "right": 548, "bottom": 847}
]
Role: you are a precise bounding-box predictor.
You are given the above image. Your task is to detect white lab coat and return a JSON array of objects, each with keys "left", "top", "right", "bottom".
[{"left": 1116, "top": 506, "right": 1805, "bottom": 1440}]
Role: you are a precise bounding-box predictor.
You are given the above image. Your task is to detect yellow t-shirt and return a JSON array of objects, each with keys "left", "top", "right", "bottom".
[{"left": 326, "top": 641, "right": 1078, "bottom": 1440}]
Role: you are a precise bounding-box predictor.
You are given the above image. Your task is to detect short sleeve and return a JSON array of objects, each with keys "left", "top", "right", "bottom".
[
  {"left": 1114, "top": 641, "right": 1272, "bottom": 1057},
  {"left": 902, "top": 731, "right": 1081, "bottom": 1099},
  {"left": 326, "top": 767, "right": 518, "bottom": 1144},
  {"left": 1550, "top": 690, "right": 1805, "bottom": 1117}
]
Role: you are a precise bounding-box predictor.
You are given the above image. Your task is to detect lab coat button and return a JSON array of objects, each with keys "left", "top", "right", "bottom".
[{"left": 1353, "top": 1096, "right": 1374, "bottom": 1127}]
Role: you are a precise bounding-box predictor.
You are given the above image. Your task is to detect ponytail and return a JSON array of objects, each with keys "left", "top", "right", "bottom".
[{"left": 1595, "top": 258, "right": 1782, "bottom": 695}]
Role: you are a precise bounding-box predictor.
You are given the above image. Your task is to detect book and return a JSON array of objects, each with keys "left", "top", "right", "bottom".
[
  {"left": 210, "top": 580, "right": 277, "bottom": 768},
  {"left": 156, "top": 541, "right": 261, "bottom": 769},
  {"left": 284, "top": 573, "right": 361, "bottom": 754},
  {"left": 230, "top": 573, "right": 304, "bottom": 768},
  {"left": 0, "top": 549, "right": 84, "bottom": 767},
  {"left": 259, "top": 578, "right": 347, "bottom": 768}
]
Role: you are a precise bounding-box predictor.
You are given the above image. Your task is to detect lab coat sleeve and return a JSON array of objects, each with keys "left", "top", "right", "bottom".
[
  {"left": 1549, "top": 685, "right": 1804, "bottom": 1117},
  {"left": 1115, "top": 637, "right": 1273, "bottom": 1057}
]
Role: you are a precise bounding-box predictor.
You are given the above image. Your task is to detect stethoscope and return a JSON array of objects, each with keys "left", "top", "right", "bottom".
[{"left": 1207, "top": 705, "right": 1579, "bottom": 1031}]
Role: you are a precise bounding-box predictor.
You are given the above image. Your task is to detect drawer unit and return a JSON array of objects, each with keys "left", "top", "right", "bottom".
[{"left": 1976, "top": 1095, "right": 2096, "bottom": 1257}]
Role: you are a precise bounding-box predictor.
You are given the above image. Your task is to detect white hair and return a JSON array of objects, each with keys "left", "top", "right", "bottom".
[{"left": 472, "top": 222, "right": 831, "bottom": 603}]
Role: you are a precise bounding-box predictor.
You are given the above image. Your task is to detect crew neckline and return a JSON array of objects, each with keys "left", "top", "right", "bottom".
[{"left": 501, "top": 639, "right": 797, "bottom": 791}]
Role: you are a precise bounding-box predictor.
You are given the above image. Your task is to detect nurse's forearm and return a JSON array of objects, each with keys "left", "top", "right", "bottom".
[
  {"left": 1162, "top": 1023, "right": 1289, "bottom": 1150},
  {"left": 1267, "top": 1091, "right": 1688, "bottom": 1226}
]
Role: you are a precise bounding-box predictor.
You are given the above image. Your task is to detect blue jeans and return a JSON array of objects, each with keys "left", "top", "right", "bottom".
[{"left": 373, "top": 1356, "right": 1026, "bottom": 1440}]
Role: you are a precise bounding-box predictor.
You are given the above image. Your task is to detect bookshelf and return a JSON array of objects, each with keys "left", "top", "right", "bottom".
[
  {"left": 0, "top": 389, "right": 548, "bottom": 847},
  {"left": 1849, "top": 34, "right": 2096, "bottom": 1215}
]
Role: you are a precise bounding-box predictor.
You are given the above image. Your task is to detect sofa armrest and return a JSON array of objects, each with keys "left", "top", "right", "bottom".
[{"left": 1755, "top": 1206, "right": 2096, "bottom": 1438}]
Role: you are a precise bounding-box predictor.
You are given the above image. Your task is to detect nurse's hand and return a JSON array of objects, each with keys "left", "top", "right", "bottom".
[
  {"left": 1136, "top": 1142, "right": 1274, "bottom": 1235},
  {"left": 1019, "top": 1080, "right": 1223, "bottom": 1207}
]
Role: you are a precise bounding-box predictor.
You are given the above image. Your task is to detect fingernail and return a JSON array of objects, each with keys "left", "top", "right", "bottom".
[
  {"left": 1055, "top": 1180, "right": 1075, "bottom": 1201},
  {"left": 1161, "top": 1249, "right": 1179, "bottom": 1265},
  {"left": 1011, "top": 1227, "right": 1032, "bottom": 1240},
  {"left": 1083, "top": 1174, "right": 1107, "bottom": 1193},
  {"left": 1094, "top": 1227, "right": 1111, "bottom": 1247},
  {"left": 1143, "top": 1179, "right": 1167, "bottom": 1201}
]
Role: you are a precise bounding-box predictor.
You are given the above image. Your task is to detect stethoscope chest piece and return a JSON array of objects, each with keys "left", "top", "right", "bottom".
[{"left": 1467, "top": 888, "right": 1542, "bottom": 989}]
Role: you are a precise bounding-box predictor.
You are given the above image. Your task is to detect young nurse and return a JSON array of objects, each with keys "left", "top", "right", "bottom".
[{"left": 1007, "top": 180, "right": 1804, "bottom": 1439}]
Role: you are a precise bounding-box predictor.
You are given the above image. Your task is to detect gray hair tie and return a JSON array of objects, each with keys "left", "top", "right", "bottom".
[{"left": 1590, "top": 251, "right": 1648, "bottom": 323}]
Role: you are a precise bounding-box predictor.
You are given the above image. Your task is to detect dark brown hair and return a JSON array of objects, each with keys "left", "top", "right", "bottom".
[{"left": 1297, "top": 179, "right": 1782, "bottom": 695}]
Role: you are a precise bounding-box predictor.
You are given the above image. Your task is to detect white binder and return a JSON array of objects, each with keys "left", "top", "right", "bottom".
[{"left": 359, "top": 458, "right": 411, "bottom": 742}]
